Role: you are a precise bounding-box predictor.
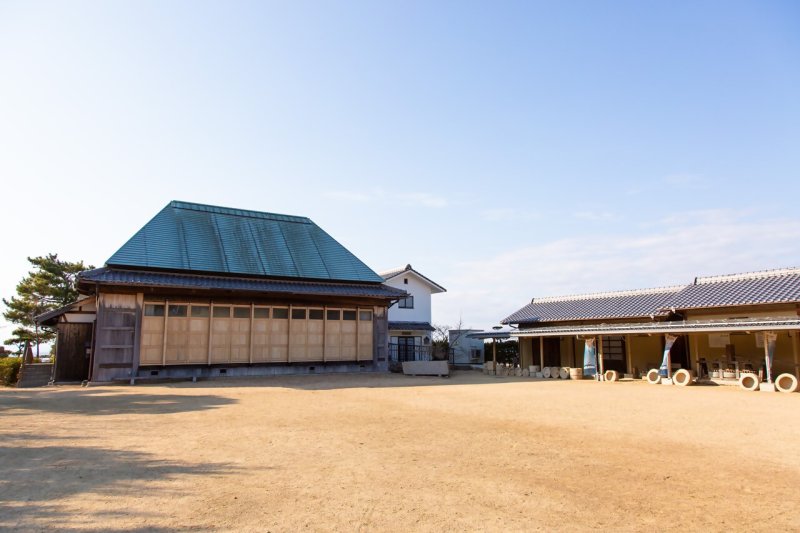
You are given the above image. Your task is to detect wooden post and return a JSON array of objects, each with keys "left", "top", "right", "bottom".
[
  {"left": 207, "top": 302, "right": 214, "bottom": 365},
  {"left": 571, "top": 336, "right": 577, "bottom": 368},
  {"left": 162, "top": 299, "right": 169, "bottom": 366},
  {"left": 323, "top": 306, "right": 327, "bottom": 363},
  {"left": 539, "top": 338, "right": 544, "bottom": 369},
  {"left": 792, "top": 330, "right": 800, "bottom": 379},
  {"left": 598, "top": 335, "right": 605, "bottom": 379},
  {"left": 692, "top": 334, "right": 700, "bottom": 376},
  {"left": 625, "top": 334, "right": 632, "bottom": 375},
  {"left": 286, "top": 304, "right": 292, "bottom": 363},
  {"left": 356, "top": 307, "right": 360, "bottom": 361},
  {"left": 131, "top": 293, "right": 144, "bottom": 384},
  {"left": 248, "top": 303, "right": 254, "bottom": 364},
  {"left": 492, "top": 338, "right": 497, "bottom": 367}
]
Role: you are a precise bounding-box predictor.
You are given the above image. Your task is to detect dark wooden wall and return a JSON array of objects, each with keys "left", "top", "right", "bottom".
[
  {"left": 373, "top": 306, "right": 389, "bottom": 371},
  {"left": 55, "top": 322, "right": 93, "bottom": 382},
  {"left": 92, "top": 293, "right": 142, "bottom": 382}
]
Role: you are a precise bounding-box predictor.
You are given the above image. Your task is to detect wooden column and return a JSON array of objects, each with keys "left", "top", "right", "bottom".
[
  {"left": 131, "top": 293, "right": 144, "bottom": 384},
  {"left": 598, "top": 335, "right": 605, "bottom": 379},
  {"left": 692, "top": 334, "right": 700, "bottom": 375},
  {"left": 322, "top": 306, "right": 327, "bottom": 363},
  {"left": 793, "top": 330, "right": 799, "bottom": 379},
  {"left": 356, "top": 307, "right": 360, "bottom": 361},
  {"left": 569, "top": 336, "right": 574, "bottom": 367},
  {"left": 248, "top": 303, "right": 254, "bottom": 364},
  {"left": 287, "top": 304, "right": 292, "bottom": 363},
  {"left": 492, "top": 338, "right": 497, "bottom": 367},
  {"left": 161, "top": 299, "right": 169, "bottom": 366},
  {"left": 539, "top": 338, "right": 544, "bottom": 369},
  {"left": 625, "top": 335, "right": 632, "bottom": 374},
  {"left": 207, "top": 302, "right": 214, "bottom": 365}
]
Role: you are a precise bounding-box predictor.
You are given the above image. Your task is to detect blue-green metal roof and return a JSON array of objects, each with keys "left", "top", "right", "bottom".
[{"left": 106, "top": 201, "right": 384, "bottom": 283}]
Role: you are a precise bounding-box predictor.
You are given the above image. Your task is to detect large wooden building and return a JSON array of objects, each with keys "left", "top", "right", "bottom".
[{"left": 38, "top": 201, "right": 406, "bottom": 383}]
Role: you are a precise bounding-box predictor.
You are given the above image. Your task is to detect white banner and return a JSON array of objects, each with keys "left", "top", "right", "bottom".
[
  {"left": 660, "top": 334, "right": 678, "bottom": 377},
  {"left": 583, "top": 338, "right": 597, "bottom": 377}
]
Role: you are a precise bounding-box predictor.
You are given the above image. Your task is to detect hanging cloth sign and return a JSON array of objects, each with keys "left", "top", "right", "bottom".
[
  {"left": 660, "top": 334, "right": 678, "bottom": 377},
  {"left": 583, "top": 338, "right": 597, "bottom": 377},
  {"left": 764, "top": 332, "right": 777, "bottom": 383}
]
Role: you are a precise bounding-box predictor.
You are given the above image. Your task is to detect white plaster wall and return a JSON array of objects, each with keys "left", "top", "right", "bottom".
[
  {"left": 385, "top": 273, "right": 432, "bottom": 324},
  {"left": 449, "top": 329, "right": 484, "bottom": 364}
]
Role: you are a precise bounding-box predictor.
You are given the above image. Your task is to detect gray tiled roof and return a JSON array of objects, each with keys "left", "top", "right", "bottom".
[
  {"left": 34, "top": 296, "right": 94, "bottom": 326},
  {"left": 669, "top": 267, "right": 800, "bottom": 309},
  {"left": 388, "top": 321, "right": 434, "bottom": 331},
  {"left": 502, "top": 267, "right": 800, "bottom": 325},
  {"left": 79, "top": 268, "right": 407, "bottom": 299},
  {"left": 379, "top": 264, "right": 446, "bottom": 293},
  {"left": 512, "top": 317, "right": 800, "bottom": 336},
  {"left": 502, "top": 287, "right": 682, "bottom": 324}
]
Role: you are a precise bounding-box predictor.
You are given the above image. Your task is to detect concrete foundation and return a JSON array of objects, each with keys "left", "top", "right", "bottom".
[{"left": 132, "top": 362, "right": 376, "bottom": 382}]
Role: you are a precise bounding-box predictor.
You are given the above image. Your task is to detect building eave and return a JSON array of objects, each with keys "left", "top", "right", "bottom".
[{"left": 511, "top": 318, "right": 800, "bottom": 337}]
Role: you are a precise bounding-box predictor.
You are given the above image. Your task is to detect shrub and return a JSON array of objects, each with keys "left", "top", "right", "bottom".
[{"left": 0, "top": 357, "right": 22, "bottom": 386}]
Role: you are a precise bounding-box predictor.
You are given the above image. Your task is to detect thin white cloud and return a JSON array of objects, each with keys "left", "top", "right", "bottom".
[{"left": 433, "top": 209, "right": 800, "bottom": 330}]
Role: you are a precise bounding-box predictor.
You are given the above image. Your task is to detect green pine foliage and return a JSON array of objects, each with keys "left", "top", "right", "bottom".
[
  {"left": 486, "top": 339, "right": 519, "bottom": 365},
  {"left": 0, "top": 357, "right": 22, "bottom": 386},
  {"left": 2, "top": 254, "right": 92, "bottom": 349}
]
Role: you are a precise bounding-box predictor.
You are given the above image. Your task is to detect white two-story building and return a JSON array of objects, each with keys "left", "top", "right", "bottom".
[{"left": 380, "top": 264, "right": 446, "bottom": 362}]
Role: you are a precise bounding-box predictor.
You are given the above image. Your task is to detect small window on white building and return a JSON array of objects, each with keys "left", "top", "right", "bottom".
[{"left": 398, "top": 296, "right": 414, "bottom": 309}]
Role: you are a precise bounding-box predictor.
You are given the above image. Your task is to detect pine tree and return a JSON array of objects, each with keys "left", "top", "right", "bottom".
[{"left": 2, "top": 254, "right": 92, "bottom": 355}]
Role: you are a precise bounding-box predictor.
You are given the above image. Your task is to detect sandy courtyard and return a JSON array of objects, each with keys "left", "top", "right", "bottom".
[{"left": 1, "top": 372, "right": 799, "bottom": 532}]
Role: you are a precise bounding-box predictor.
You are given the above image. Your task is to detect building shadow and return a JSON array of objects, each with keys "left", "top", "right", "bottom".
[
  {"left": 0, "top": 436, "right": 238, "bottom": 530},
  {"left": 151, "top": 370, "right": 571, "bottom": 391},
  {"left": 0, "top": 388, "right": 237, "bottom": 417}
]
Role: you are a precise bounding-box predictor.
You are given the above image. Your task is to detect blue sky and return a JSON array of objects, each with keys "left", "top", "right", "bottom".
[{"left": 1, "top": 1, "right": 799, "bottom": 345}]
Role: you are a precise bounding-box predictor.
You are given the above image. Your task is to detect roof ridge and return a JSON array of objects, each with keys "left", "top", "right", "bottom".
[
  {"left": 379, "top": 265, "right": 409, "bottom": 277},
  {"left": 170, "top": 200, "right": 311, "bottom": 224},
  {"left": 695, "top": 266, "right": 800, "bottom": 284},
  {"left": 533, "top": 285, "right": 685, "bottom": 303},
  {"left": 379, "top": 264, "right": 446, "bottom": 292}
]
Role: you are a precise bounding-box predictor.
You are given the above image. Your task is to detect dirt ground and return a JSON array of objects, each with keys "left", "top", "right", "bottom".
[{"left": 1, "top": 372, "right": 799, "bottom": 532}]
